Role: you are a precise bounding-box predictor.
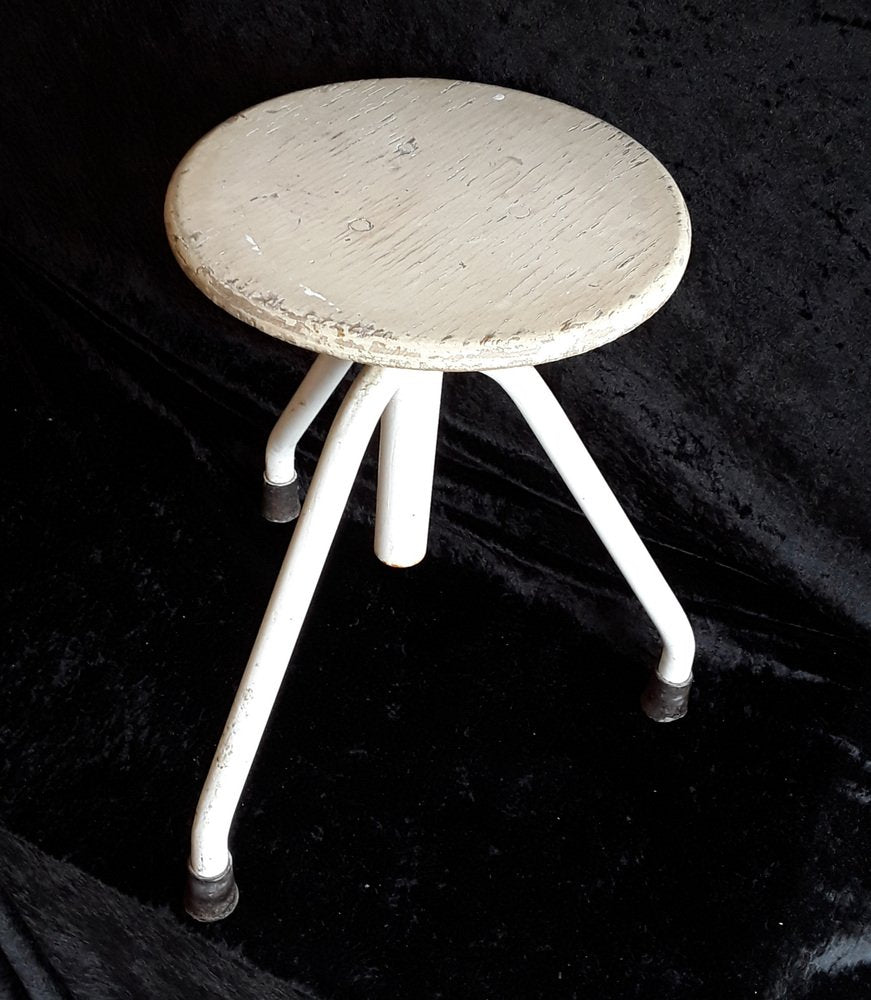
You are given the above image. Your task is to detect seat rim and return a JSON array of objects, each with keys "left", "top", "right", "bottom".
[{"left": 165, "top": 77, "right": 691, "bottom": 372}]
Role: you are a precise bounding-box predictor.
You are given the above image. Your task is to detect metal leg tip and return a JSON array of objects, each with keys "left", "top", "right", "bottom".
[
  {"left": 641, "top": 672, "right": 692, "bottom": 723},
  {"left": 262, "top": 476, "right": 301, "bottom": 523},
  {"left": 184, "top": 858, "right": 239, "bottom": 922}
]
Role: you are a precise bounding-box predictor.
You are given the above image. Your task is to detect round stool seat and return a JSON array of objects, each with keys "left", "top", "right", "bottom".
[{"left": 166, "top": 78, "right": 690, "bottom": 371}]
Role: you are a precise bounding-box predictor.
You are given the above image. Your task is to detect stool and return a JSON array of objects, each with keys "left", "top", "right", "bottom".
[{"left": 165, "top": 78, "right": 695, "bottom": 922}]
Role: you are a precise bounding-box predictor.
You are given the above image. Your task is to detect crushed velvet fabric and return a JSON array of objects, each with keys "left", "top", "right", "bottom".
[{"left": 2, "top": 0, "right": 870, "bottom": 997}]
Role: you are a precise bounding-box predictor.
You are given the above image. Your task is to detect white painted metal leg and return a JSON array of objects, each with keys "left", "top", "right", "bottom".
[
  {"left": 265, "top": 353, "right": 352, "bottom": 486},
  {"left": 261, "top": 353, "right": 353, "bottom": 523},
  {"left": 190, "top": 365, "right": 401, "bottom": 884},
  {"left": 483, "top": 366, "right": 695, "bottom": 715},
  {"left": 374, "top": 371, "right": 443, "bottom": 568}
]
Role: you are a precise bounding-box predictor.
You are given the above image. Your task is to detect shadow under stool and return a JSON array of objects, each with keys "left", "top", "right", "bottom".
[{"left": 165, "top": 77, "right": 695, "bottom": 921}]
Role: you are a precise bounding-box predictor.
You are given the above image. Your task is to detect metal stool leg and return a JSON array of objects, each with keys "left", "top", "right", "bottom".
[
  {"left": 483, "top": 365, "right": 695, "bottom": 722},
  {"left": 374, "top": 371, "right": 443, "bottom": 568},
  {"left": 186, "top": 365, "right": 402, "bottom": 921},
  {"left": 262, "top": 353, "right": 353, "bottom": 522}
]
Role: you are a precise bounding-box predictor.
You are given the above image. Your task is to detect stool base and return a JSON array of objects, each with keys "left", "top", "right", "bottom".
[
  {"left": 641, "top": 672, "right": 693, "bottom": 723},
  {"left": 184, "top": 858, "right": 239, "bottom": 922},
  {"left": 262, "top": 476, "right": 301, "bottom": 523},
  {"left": 185, "top": 361, "right": 697, "bottom": 920}
]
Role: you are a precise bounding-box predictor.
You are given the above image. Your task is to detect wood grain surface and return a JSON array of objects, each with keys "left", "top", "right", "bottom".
[{"left": 165, "top": 78, "right": 690, "bottom": 371}]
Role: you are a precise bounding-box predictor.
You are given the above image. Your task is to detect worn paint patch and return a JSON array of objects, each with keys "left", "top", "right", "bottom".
[{"left": 165, "top": 78, "right": 690, "bottom": 371}]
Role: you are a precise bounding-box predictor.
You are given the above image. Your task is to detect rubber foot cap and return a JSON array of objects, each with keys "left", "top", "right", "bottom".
[
  {"left": 262, "top": 476, "right": 301, "bottom": 523},
  {"left": 184, "top": 858, "right": 239, "bottom": 922},
  {"left": 641, "top": 672, "right": 692, "bottom": 723}
]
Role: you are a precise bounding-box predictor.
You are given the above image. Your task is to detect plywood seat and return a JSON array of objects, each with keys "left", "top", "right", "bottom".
[
  {"left": 168, "top": 79, "right": 697, "bottom": 924},
  {"left": 166, "top": 78, "right": 690, "bottom": 372}
]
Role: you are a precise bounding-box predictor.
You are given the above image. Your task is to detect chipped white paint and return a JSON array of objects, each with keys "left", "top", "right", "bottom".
[
  {"left": 187, "top": 358, "right": 696, "bottom": 882},
  {"left": 191, "top": 365, "right": 404, "bottom": 877},
  {"left": 175, "top": 80, "right": 697, "bottom": 889},
  {"left": 165, "top": 78, "right": 690, "bottom": 372}
]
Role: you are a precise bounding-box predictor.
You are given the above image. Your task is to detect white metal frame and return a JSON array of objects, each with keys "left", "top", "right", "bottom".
[
  {"left": 375, "top": 372, "right": 443, "bottom": 568},
  {"left": 483, "top": 367, "right": 695, "bottom": 687},
  {"left": 264, "top": 353, "right": 352, "bottom": 488},
  {"left": 188, "top": 356, "right": 694, "bottom": 888}
]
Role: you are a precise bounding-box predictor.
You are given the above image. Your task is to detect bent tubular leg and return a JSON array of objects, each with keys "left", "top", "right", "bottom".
[
  {"left": 374, "top": 371, "right": 443, "bottom": 568},
  {"left": 187, "top": 365, "right": 402, "bottom": 919},
  {"left": 482, "top": 366, "right": 695, "bottom": 722},
  {"left": 262, "top": 353, "right": 353, "bottom": 521}
]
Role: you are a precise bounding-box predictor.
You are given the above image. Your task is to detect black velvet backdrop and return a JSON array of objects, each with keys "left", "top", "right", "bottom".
[{"left": 2, "top": 1, "right": 870, "bottom": 997}]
